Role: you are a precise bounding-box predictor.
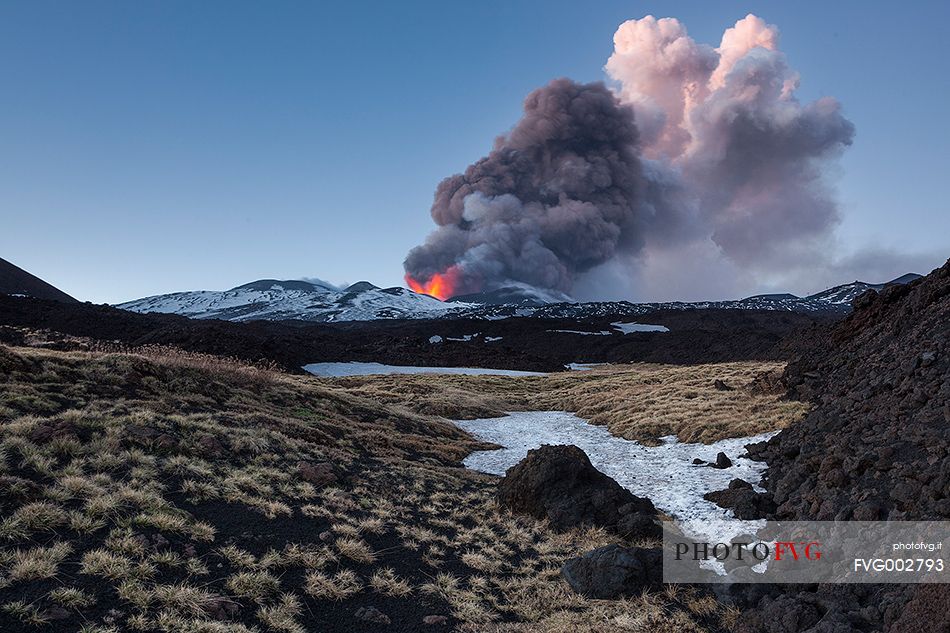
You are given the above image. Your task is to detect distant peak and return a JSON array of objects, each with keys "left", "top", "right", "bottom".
[
  {"left": 343, "top": 281, "right": 379, "bottom": 293},
  {"left": 886, "top": 273, "right": 922, "bottom": 286},
  {"left": 0, "top": 257, "right": 77, "bottom": 303},
  {"left": 231, "top": 279, "right": 336, "bottom": 293},
  {"left": 449, "top": 284, "right": 573, "bottom": 306}
]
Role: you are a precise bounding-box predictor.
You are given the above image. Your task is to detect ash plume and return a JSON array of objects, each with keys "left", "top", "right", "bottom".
[
  {"left": 405, "top": 14, "right": 858, "bottom": 300},
  {"left": 404, "top": 79, "right": 650, "bottom": 298}
]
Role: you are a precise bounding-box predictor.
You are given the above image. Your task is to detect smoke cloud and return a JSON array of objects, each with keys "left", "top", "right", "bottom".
[
  {"left": 404, "top": 79, "right": 650, "bottom": 298},
  {"left": 405, "top": 14, "right": 860, "bottom": 300}
]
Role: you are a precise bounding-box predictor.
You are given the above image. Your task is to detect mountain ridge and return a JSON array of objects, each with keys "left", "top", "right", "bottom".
[
  {"left": 116, "top": 273, "right": 923, "bottom": 323},
  {"left": 0, "top": 257, "right": 77, "bottom": 303}
]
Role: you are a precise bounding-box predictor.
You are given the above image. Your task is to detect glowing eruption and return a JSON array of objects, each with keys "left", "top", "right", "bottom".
[
  {"left": 403, "top": 13, "right": 857, "bottom": 301},
  {"left": 405, "top": 266, "right": 462, "bottom": 301}
]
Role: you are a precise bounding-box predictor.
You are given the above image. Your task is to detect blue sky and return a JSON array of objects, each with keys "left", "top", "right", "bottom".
[{"left": 1, "top": 0, "right": 947, "bottom": 303}]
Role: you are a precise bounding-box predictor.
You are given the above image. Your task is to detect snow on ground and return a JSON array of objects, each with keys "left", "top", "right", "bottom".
[
  {"left": 303, "top": 362, "right": 545, "bottom": 377},
  {"left": 565, "top": 363, "right": 608, "bottom": 370},
  {"left": 446, "top": 333, "right": 480, "bottom": 342},
  {"left": 611, "top": 321, "right": 670, "bottom": 334},
  {"left": 428, "top": 336, "right": 443, "bottom": 344},
  {"left": 119, "top": 281, "right": 475, "bottom": 323},
  {"left": 455, "top": 411, "right": 774, "bottom": 547},
  {"left": 547, "top": 329, "right": 612, "bottom": 336},
  {"left": 484, "top": 336, "right": 503, "bottom": 342}
]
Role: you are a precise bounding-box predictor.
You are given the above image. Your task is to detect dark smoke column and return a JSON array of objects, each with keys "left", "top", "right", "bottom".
[{"left": 404, "top": 78, "right": 645, "bottom": 299}]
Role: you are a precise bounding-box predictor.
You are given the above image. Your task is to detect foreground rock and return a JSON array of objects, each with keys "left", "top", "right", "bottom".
[
  {"left": 497, "top": 444, "right": 659, "bottom": 537},
  {"left": 711, "top": 451, "right": 733, "bottom": 469},
  {"left": 703, "top": 479, "right": 776, "bottom": 520},
  {"left": 755, "top": 260, "right": 949, "bottom": 522},
  {"left": 561, "top": 545, "right": 662, "bottom": 598},
  {"left": 738, "top": 259, "right": 950, "bottom": 631},
  {"left": 296, "top": 460, "right": 339, "bottom": 487}
]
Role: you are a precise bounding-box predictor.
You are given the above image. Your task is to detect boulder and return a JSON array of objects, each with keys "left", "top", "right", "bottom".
[
  {"left": 196, "top": 433, "right": 225, "bottom": 457},
  {"left": 734, "top": 594, "right": 822, "bottom": 633},
  {"left": 297, "top": 461, "right": 338, "bottom": 487},
  {"left": 710, "top": 452, "right": 733, "bottom": 469},
  {"left": 561, "top": 545, "right": 662, "bottom": 598},
  {"left": 704, "top": 480, "right": 776, "bottom": 520},
  {"left": 497, "top": 445, "right": 658, "bottom": 537}
]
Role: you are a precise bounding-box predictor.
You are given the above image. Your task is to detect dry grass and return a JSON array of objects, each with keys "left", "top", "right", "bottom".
[
  {"left": 225, "top": 571, "right": 281, "bottom": 602},
  {"left": 338, "top": 360, "right": 807, "bottom": 444},
  {"left": 304, "top": 569, "right": 363, "bottom": 601},
  {"left": 257, "top": 593, "right": 305, "bottom": 633},
  {"left": 0, "top": 342, "right": 755, "bottom": 632},
  {"left": 2, "top": 542, "right": 72, "bottom": 583}
]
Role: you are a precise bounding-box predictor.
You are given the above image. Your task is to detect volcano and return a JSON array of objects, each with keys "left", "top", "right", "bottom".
[{"left": 0, "top": 257, "right": 77, "bottom": 303}]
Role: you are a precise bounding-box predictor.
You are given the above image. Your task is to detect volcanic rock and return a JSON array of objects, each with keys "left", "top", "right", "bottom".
[
  {"left": 758, "top": 260, "right": 949, "bottom": 521},
  {"left": 44, "top": 607, "right": 71, "bottom": 621},
  {"left": 355, "top": 606, "right": 391, "bottom": 625},
  {"left": 297, "top": 461, "right": 338, "bottom": 487},
  {"left": 710, "top": 452, "right": 733, "bottom": 469},
  {"left": 196, "top": 434, "right": 225, "bottom": 457},
  {"left": 496, "top": 444, "right": 658, "bottom": 537},
  {"left": 561, "top": 545, "right": 662, "bottom": 598},
  {"left": 888, "top": 585, "right": 950, "bottom": 633},
  {"left": 734, "top": 594, "right": 822, "bottom": 633},
  {"left": 703, "top": 480, "right": 776, "bottom": 520},
  {"left": 739, "top": 259, "right": 950, "bottom": 631}
]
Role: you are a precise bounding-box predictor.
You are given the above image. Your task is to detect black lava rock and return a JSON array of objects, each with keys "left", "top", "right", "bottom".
[
  {"left": 561, "top": 545, "right": 662, "bottom": 598},
  {"left": 497, "top": 444, "right": 659, "bottom": 537}
]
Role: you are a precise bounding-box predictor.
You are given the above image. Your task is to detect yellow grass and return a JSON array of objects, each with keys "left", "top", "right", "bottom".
[
  {"left": 0, "top": 341, "right": 785, "bottom": 632},
  {"left": 333, "top": 361, "right": 807, "bottom": 444}
]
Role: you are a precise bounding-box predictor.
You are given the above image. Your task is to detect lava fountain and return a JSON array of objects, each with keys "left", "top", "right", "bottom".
[{"left": 405, "top": 266, "right": 462, "bottom": 301}]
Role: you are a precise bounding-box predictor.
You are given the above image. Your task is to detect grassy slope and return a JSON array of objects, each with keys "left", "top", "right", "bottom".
[
  {"left": 333, "top": 362, "right": 808, "bottom": 446},
  {"left": 0, "top": 343, "right": 772, "bottom": 632}
]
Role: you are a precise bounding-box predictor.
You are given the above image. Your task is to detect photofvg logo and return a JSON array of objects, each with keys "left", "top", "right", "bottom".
[
  {"left": 674, "top": 539, "right": 822, "bottom": 564},
  {"left": 662, "top": 521, "right": 949, "bottom": 584}
]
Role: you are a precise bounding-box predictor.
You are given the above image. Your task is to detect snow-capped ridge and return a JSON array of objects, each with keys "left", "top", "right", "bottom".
[
  {"left": 118, "top": 277, "right": 471, "bottom": 323},
  {"left": 117, "top": 272, "right": 922, "bottom": 323}
]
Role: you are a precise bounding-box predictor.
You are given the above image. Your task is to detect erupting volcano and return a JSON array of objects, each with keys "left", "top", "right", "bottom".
[
  {"left": 403, "top": 14, "right": 857, "bottom": 302},
  {"left": 405, "top": 266, "right": 463, "bottom": 301}
]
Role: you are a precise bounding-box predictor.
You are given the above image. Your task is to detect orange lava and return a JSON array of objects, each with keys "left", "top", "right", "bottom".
[{"left": 405, "top": 266, "right": 461, "bottom": 301}]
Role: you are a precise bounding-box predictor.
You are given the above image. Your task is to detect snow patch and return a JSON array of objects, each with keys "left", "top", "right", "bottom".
[
  {"left": 446, "top": 333, "right": 480, "bottom": 342},
  {"left": 611, "top": 321, "right": 670, "bottom": 334},
  {"left": 565, "top": 363, "right": 608, "bottom": 371},
  {"left": 303, "top": 362, "right": 545, "bottom": 377},
  {"left": 484, "top": 336, "right": 503, "bottom": 342},
  {"left": 428, "top": 335, "right": 443, "bottom": 344},
  {"left": 548, "top": 329, "right": 612, "bottom": 336},
  {"left": 454, "top": 411, "right": 774, "bottom": 546}
]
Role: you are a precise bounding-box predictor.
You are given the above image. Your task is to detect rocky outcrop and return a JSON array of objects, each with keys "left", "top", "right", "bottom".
[
  {"left": 737, "top": 259, "right": 950, "bottom": 632},
  {"left": 561, "top": 545, "right": 662, "bottom": 598},
  {"left": 497, "top": 444, "right": 659, "bottom": 538},
  {"left": 703, "top": 479, "right": 775, "bottom": 520},
  {"left": 750, "top": 259, "right": 949, "bottom": 522},
  {"left": 887, "top": 585, "right": 950, "bottom": 633}
]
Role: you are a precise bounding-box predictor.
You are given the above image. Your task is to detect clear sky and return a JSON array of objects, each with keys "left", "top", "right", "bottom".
[{"left": 1, "top": 0, "right": 948, "bottom": 304}]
